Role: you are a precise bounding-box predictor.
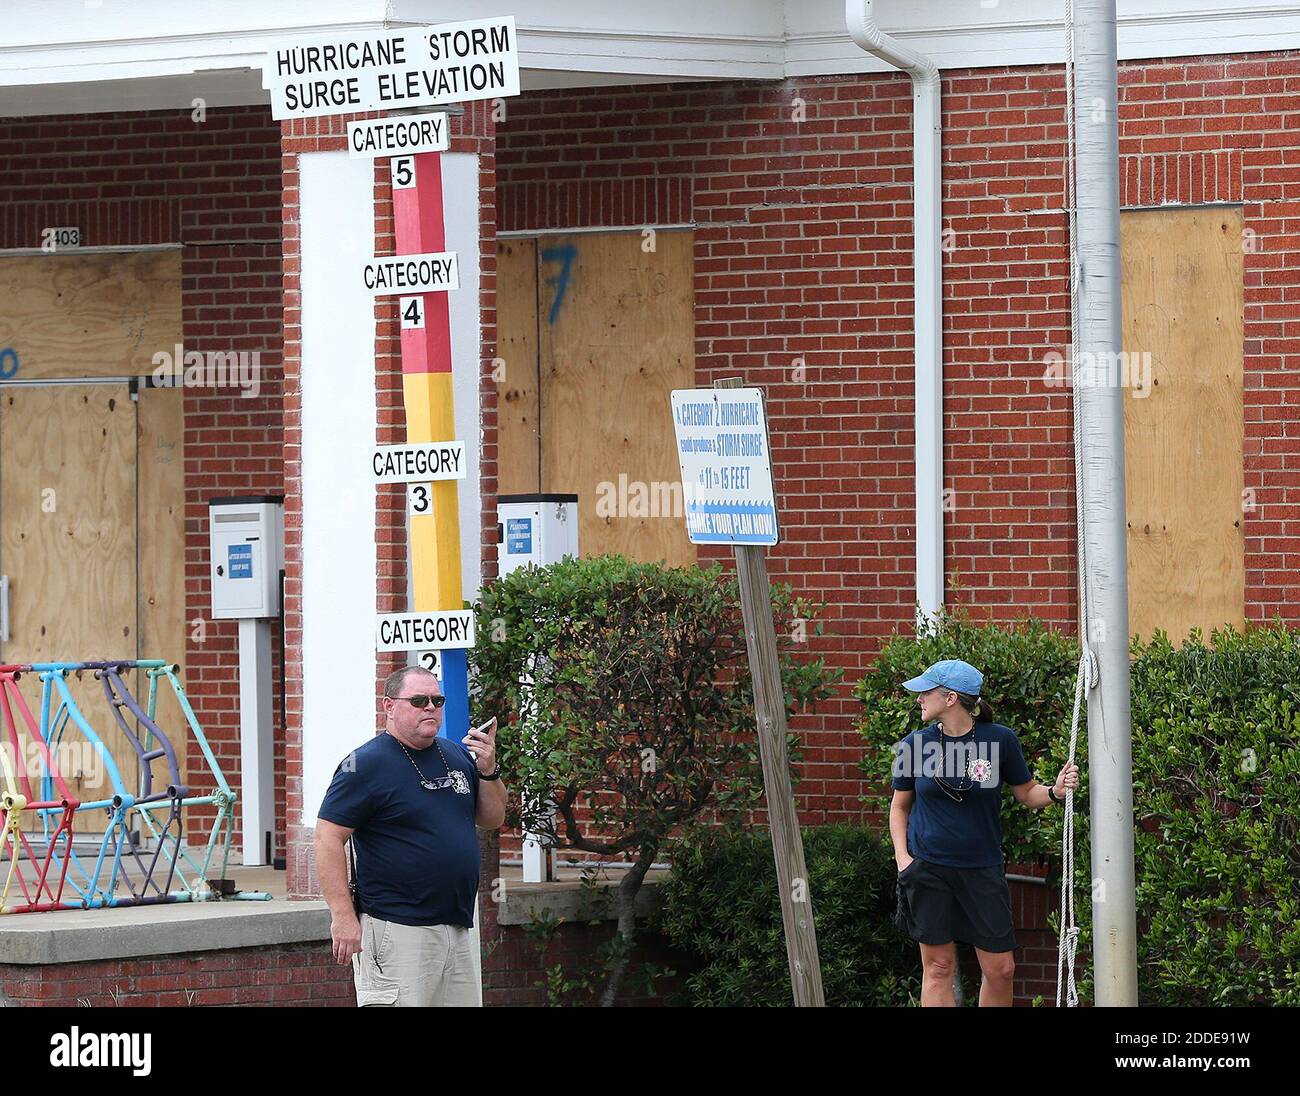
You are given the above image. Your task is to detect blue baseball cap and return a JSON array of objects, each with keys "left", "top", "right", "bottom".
[{"left": 902, "top": 659, "right": 984, "bottom": 696}]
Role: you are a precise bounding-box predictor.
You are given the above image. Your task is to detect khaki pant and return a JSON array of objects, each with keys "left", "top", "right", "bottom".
[{"left": 352, "top": 913, "right": 479, "bottom": 1007}]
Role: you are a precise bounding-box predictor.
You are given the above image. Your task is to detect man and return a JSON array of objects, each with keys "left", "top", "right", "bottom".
[{"left": 315, "top": 666, "right": 508, "bottom": 1006}]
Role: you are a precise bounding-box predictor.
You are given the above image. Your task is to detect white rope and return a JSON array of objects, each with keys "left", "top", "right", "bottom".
[{"left": 1057, "top": 0, "right": 1093, "bottom": 1009}]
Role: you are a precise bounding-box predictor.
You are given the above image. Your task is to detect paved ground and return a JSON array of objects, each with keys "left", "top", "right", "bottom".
[{"left": 0, "top": 861, "right": 328, "bottom": 964}]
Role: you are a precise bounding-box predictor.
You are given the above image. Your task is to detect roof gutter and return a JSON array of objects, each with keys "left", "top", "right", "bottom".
[{"left": 846, "top": 1, "right": 944, "bottom": 629}]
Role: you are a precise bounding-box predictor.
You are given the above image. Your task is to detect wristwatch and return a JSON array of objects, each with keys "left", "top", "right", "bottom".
[
  {"left": 1047, "top": 784, "right": 1064, "bottom": 804},
  {"left": 479, "top": 765, "right": 502, "bottom": 781}
]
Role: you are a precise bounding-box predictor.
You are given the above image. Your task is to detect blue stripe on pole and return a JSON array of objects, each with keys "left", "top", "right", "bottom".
[{"left": 438, "top": 647, "right": 470, "bottom": 743}]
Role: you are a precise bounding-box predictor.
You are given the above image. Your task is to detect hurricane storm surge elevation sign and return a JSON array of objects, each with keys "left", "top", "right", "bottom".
[
  {"left": 262, "top": 16, "right": 520, "bottom": 120},
  {"left": 671, "top": 388, "right": 779, "bottom": 546}
]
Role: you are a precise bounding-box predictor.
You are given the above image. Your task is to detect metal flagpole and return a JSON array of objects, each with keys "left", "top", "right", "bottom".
[{"left": 1073, "top": 0, "right": 1139, "bottom": 1006}]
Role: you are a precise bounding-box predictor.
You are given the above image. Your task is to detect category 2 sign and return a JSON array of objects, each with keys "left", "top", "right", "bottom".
[
  {"left": 671, "top": 388, "right": 779, "bottom": 546},
  {"left": 376, "top": 611, "right": 476, "bottom": 652},
  {"left": 262, "top": 16, "right": 519, "bottom": 120}
]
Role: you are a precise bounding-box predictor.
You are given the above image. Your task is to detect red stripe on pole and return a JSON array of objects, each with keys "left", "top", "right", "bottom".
[{"left": 394, "top": 151, "right": 453, "bottom": 376}]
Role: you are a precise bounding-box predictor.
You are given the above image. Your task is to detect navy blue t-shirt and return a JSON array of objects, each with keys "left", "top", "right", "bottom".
[
  {"left": 891, "top": 722, "right": 1033, "bottom": 869},
  {"left": 318, "top": 731, "right": 481, "bottom": 927}
]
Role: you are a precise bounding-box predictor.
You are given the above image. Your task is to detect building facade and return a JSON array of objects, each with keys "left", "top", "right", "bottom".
[{"left": 2, "top": 0, "right": 1297, "bottom": 1003}]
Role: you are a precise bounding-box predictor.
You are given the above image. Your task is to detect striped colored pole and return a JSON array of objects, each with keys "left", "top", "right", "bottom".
[{"left": 392, "top": 150, "right": 469, "bottom": 740}]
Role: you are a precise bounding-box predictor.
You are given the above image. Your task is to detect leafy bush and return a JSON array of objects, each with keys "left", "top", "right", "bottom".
[
  {"left": 470, "top": 553, "right": 840, "bottom": 1004},
  {"left": 855, "top": 608, "right": 1300, "bottom": 1005},
  {"left": 1109, "top": 622, "right": 1300, "bottom": 1005},
  {"left": 656, "top": 823, "right": 921, "bottom": 1006}
]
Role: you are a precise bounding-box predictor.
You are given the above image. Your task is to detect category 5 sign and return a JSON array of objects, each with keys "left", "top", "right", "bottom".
[
  {"left": 671, "top": 387, "right": 779, "bottom": 546},
  {"left": 263, "top": 16, "right": 519, "bottom": 120},
  {"left": 347, "top": 113, "right": 450, "bottom": 158}
]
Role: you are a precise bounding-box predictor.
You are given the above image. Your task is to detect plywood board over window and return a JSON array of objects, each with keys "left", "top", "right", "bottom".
[
  {"left": 0, "top": 385, "right": 140, "bottom": 828},
  {"left": 496, "top": 229, "right": 696, "bottom": 568},
  {"left": 1121, "top": 206, "right": 1245, "bottom": 645},
  {"left": 0, "top": 249, "right": 182, "bottom": 379},
  {"left": 546, "top": 231, "right": 696, "bottom": 566}
]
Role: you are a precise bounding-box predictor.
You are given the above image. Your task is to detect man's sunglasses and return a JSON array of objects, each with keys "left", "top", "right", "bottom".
[{"left": 391, "top": 694, "right": 446, "bottom": 709}]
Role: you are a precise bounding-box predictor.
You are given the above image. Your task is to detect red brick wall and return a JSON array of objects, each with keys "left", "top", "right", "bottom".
[
  {"left": 0, "top": 107, "right": 287, "bottom": 857},
  {"left": 280, "top": 104, "right": 498, "bottom": 899},
  {"left": 0, "top": 943, "right": 353, "bottom": 1007},
  {"left": 495, "top": 55, "right": 1300, "bottom": 828}
]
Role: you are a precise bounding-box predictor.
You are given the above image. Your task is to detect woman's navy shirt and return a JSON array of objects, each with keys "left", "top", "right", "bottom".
[
  {"left": 319, "top": 731, "right": 481, "bottom": 927},
  {"left": 891, "top": 722, "right": 1032, "bottom": 868}
]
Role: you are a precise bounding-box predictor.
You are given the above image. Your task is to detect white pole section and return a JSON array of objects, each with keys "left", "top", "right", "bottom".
[
  {"left": 845, "top": 1, "right": 944, "bottom": 628},
  {"left": 1072, "top": 0, "right": 1139, "bottom": 1006},
  {"left": 238, "top": 617, "right": 275, "bottom": 867}
]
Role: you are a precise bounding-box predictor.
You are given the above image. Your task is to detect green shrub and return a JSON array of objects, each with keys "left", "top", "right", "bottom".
[
  {"left": 471, "top": 553, "right": 838, "bottom": 853},
  {"left": 1112, "top": 623, "right": 1300, "bottom": 1005},
  {"left": 656, "top": 823, "right": 921, "bottom": 1006},
  {"left": 856, "top": 609, "right": 1300, "bottom": 1005},
  {"left": 470, "top": 553, "right": 841, "bottom": 1005}
]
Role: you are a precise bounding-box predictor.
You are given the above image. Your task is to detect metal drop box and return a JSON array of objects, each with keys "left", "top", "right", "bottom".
[
  {"left": 497, "top": 493, "right": 579, "bottom": 575},
  {"left": 208, "top": 495, "right": 285, "bottom": 619}
]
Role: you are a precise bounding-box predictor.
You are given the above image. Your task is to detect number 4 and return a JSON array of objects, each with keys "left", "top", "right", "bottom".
[{"left": 400, "top": 296, "right": 425, "bottom": 330}]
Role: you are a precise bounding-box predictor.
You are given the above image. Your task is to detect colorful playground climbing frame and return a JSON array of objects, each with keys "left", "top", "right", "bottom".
[{"left": 0, "top": 659, "right": 267, "bottom": 913}]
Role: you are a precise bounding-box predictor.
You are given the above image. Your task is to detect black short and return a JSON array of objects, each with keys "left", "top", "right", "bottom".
[{"left": 893, "top": 857, "right": 1017, "bottom": 953}]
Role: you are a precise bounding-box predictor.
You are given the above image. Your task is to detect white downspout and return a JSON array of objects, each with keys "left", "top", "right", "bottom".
[{"left": 846, "top": 2, "right": 944, "bottom": 628}]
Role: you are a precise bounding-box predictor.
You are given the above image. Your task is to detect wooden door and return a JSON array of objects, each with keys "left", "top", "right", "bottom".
[
  {"left": 497, "top": 229, "right": 697, "bottom": 567},
  {"left": 0, "top": 384, "right": 140, "bottom": 826}
]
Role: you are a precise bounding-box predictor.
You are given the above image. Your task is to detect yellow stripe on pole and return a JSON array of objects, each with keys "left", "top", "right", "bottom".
[{"left": 403, "top": 370, "right": 462, "bottom": 611}]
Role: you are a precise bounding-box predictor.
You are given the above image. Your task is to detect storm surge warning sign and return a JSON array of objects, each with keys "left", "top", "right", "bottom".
[
  {"left": 263, "top": 16, "right": 520, "bottom": 120},
  {"left": 670, "top": 388, "right": 779, "bottom": 546}
]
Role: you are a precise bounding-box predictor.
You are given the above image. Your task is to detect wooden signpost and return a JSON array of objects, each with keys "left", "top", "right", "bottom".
[{"left": 671, "top": 382, "right": 825, "bottom": 1007}]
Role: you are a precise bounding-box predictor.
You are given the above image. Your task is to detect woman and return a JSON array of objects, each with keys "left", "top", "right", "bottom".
[{"left": 889, "top": 658, "right": 1079, "bottom": 1007}]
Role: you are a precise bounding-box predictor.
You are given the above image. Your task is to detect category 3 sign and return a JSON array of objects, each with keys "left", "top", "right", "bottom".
[{"left": 371, "top": 442, "right": 467, "bottom": 484}]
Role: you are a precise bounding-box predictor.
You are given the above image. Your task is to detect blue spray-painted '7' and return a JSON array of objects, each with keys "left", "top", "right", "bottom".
[
  {"left": 0, "top": 347, "right": 18, "bottom": 380},
  {"left": 541, "top": 245, "right": 577, "bottom": 325}
]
